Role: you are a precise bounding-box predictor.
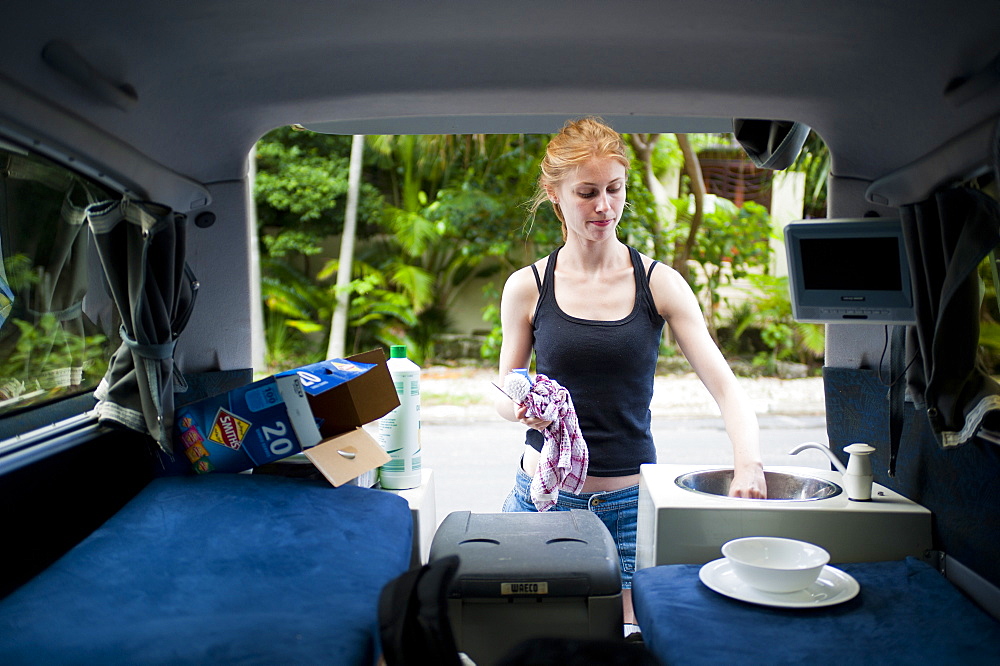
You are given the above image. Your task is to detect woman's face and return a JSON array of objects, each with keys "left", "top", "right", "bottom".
[{"left": 548, "top": 156, "right": 627, "bottom": 243}]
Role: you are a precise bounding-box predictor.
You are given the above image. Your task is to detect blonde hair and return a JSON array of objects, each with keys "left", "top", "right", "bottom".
[{"left": 528, "top": 117, "right": 630, "bottom": 239}]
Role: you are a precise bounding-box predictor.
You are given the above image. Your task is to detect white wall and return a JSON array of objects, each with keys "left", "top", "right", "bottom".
[
  {"left": 770, "top": 170, "right": 806, "bottom": 278},
  {"left": 449, "top": 277, "right": 497, "bottom": 335}
]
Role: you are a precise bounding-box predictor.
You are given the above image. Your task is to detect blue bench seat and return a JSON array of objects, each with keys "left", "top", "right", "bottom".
[
  {"left": 633, "top": 557, "right": 1000, "bottom": 665},
  {"left": 0, "top": 474, "right": 413, "bottom": 665}
]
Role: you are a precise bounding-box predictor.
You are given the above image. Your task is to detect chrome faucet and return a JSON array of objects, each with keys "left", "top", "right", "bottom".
[
  {"left": 789, "top": 441, "right": 847, "bottom": 474},
  {"left": 790, "top": 441, "right": 876, "bottom": 501}
]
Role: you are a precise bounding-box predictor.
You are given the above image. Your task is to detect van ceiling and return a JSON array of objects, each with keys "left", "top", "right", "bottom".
[{"left": 1, "top": 1, "right": 999, "bottom": 198}]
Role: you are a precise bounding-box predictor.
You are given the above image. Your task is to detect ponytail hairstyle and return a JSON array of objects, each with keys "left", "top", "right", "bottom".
[{"left": 527, "top": 117, "right": 630, "bottom": 240}]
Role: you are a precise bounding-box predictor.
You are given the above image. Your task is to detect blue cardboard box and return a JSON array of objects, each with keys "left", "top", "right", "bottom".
[
  {"left": 175, "top": 350, "right": 397, "bottom": 477},
  {"left": 175, "top": 373, "right": 321, "bottom": 474}
]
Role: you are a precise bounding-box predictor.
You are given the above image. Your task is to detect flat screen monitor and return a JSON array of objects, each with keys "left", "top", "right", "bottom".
[{"left": 784, "top": 218, "right": 916, "bottom": 325}]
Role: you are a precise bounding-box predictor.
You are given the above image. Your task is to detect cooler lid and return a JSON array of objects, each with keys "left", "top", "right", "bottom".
[{"left": 429, "top": 510, "right": 622, "bottom": 598}]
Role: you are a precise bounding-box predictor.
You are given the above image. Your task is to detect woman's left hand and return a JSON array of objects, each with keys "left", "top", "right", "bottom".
[
  {"left": 729, "top": 465, "right": 767, "bottom": 498},
  {"left": 515, "top": 402, "right": 553, "bottom": 431}
]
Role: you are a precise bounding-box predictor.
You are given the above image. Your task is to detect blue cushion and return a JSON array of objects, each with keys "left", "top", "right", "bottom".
[
  {"left": 633, "top": 558, "right": 1000, "bottom": 666},
  {"left": 0, "top": 474, "right": 413, "bottom": 665}
]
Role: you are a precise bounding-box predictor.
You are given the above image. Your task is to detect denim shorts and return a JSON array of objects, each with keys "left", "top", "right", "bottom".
[{"left": 502, "top": 466, "right": 638, "bottom": 588}]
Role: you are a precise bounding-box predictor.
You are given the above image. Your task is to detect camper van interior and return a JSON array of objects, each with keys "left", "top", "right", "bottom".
[{"left": 1, "top": 2, "right": 999, "bottom": 664}]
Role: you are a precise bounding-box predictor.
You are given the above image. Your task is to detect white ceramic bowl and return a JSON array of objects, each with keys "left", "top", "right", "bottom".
[{"left": 721, "top": 537, "right": 830, "bottom": 593}]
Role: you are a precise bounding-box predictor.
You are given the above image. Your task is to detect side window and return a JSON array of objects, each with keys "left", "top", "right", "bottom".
[{"left": 0, "top": 141, "right": 119, "bottom": 416}]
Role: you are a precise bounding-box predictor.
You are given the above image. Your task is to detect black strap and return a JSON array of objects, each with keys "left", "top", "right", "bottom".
[
  {"left": 888, "top": 324, "right": 907, "bottom": 476},
  {"left": 530, "top": 262, "right": 542, "bottom": 292}
]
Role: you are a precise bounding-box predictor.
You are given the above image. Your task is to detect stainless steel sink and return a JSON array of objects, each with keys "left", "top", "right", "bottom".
[
  {"left": 674, "top": 469, "right": 842, "bottom": 501},
  {"left": 638, "top": 464, "right": 933, "bottom": 568}
]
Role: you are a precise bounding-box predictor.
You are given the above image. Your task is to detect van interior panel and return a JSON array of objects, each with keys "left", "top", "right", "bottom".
[
  {"left": 1, "top": 1, "right": 999, "bottom": 662},
  {"left": 825, "top": 368, "right": 1000, "bottom": 589}
]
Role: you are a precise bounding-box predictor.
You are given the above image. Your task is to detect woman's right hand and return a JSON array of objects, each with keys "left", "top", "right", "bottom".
[
  {"left": 729, "top": 464, "right": 767, "bottom": 499},
  {"left": 515, "top": 403, "right": 552, "bottom": 431}
]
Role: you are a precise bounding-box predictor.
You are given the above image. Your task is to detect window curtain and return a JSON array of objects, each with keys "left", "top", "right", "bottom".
[
  {"left": 0, "top": 151, "right": 102, "bottom": 398},
  {"left": 85, "top": 199, "right": 198, "bottom": 454},
  {"left": 901, "top": 184, "right": 1000, "bottom": 448}
]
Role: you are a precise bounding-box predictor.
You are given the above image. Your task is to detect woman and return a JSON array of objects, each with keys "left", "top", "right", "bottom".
[{"left": 495, "top": 117, "right": 767, "bottom": 628}]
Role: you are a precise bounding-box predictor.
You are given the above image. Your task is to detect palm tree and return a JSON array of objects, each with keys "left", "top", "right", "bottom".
[{"left": 328, "top": 134, "right": 365, "bottom": 359}]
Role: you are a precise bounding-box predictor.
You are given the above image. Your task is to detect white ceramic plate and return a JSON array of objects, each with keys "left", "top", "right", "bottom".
[{"left": 698, "top": 558, "right": 860, "bottom": 608}]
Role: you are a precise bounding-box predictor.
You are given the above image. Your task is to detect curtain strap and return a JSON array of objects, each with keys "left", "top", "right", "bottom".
[
  {"left": 120, "top": 325, "right": 176, "bottom": 360},
  {"left": 1, "top": 152, "right": 75, "bottom": 192},
  {"left": 888, "top": 324, "right": 907, "bottom": 477},
  {"left": 23, "top": 301, "right": 84, "bottom": 322}
]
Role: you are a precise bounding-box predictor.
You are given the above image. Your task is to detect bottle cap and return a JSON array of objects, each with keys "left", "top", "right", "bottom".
[{"left": 390, "top": 345, "right": 407, "bottom": 358}]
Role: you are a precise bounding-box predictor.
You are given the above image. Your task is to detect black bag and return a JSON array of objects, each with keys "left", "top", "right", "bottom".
[{"left": 378, "top": 555, "right": 462, "bottom": 666}]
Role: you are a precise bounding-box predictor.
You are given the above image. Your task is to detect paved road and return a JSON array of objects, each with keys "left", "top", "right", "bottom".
[
  {"left": 268, "top": 369, "right": 833, "bottom": 562},
  {"left": 409, "top": 413, "right": 832, "bottom": 530},
  {"left": 409, "top": 370, "right": 833, "bottom": 527}
]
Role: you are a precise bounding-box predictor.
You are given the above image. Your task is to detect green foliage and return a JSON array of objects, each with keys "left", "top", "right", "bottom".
[
  {"left": 340, "top": 262, "right": 419, "bottom": 354},
  {"left": 672, "top": 196, "right": 773, "bottom": 337},
  {"left": 650, "top": 133, "right": 684, "bottom": 175},
  {"left": 256, "top": 130, "right": 560, "bottom": 364},
  {"left": 979, "top": 321, "right": 1000, "bottom": 374},
  {"left": 261, "top": 230, "right": 323, "bottom": 259},
  {"left": 0, "top": 313, "right": 109, "bottom": 403},
  {"left": 733, "top": 273, "right": 825, "bottom": 372},
  {"left": 688, "top": 133, "right": 738, "bottom": 153},
  {"left": 616, "top": 167, "right": 663, "bottom": 252},
  {"left": 1, "top": 253, "right": 113, "bottom": 408},
  {"left": 259, "top": 253, "right": 329, "bottom": 371},
  {"left": 694, "top": 198, "right": 772, "bottom": 280},
  {"left": 2, "top": 253, "right": 39, "bottom": 292},
  {"left": 790, "top": 130, "right": 829, "bottom": 218},
  {"left": 255, "top": 130, "right": 351, "bottom": 232},
  {"left": 260, "top": 246, "right": 425, "bottom": 371},
  {"left": 253, "top": 128, "right": 830, "bottom": 374},
  {"left": 976, "top": 251, "right": 1000, "bottom": 374},
  {"left": 479, "top": 282, "right": 503, "bottom": 364}
]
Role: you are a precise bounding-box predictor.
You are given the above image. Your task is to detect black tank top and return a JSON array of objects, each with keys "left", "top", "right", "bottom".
[{"left": 526, "top": 245, "right": 665, "bottom": 476}]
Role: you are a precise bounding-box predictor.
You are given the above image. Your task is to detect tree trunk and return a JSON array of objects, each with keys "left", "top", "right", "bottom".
[
  {"left": 627, "top": 133, "right": 671, "bottom": 262},
  {"left": 247, "top": 144, "right": 267, "bottom": 371},
  {"left": 675, "top": 134, "right": 706, "bottom": 284},
  {"left": 327, "top": 134, "right": 364, "bottom": 359}
]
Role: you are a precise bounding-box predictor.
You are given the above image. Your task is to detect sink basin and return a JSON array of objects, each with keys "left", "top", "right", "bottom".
[
  {"left": 637, "top": 464, "right": 933, "bottom": 568},
  {"left": 674, "top": 469, "right": 842, "bottom": 501}
]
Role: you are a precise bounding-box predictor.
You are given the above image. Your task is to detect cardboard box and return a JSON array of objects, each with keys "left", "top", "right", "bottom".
[
  {"left": 174, "top": 373, "right": 321, "bottom": 474},
  {"left": 304, "top": 427, "right": 391, "bottom": 487},
  {"left": 174, "top": 350, "right": 399, "bottom": 484},
  {"left": 286, "top": 349, "right": 399, "bottom": 438}
]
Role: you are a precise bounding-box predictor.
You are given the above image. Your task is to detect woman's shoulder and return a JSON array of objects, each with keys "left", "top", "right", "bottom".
[
  {"left": 509, "top": 255, "right": 548, "bottom": 281},
  {"left": 503, "top": 256, "right": 547, "bottom": 295},
  {"left": 630, "top": 247, "right": 679, "bottom": 279},
  {"left": 633, "top": 250, "right": 697, "bottom": 318}
]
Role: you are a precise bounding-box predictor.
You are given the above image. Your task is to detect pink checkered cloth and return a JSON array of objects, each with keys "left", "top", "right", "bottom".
[{"left": 522, "top": 374, "right": 589, "bottom": 511}]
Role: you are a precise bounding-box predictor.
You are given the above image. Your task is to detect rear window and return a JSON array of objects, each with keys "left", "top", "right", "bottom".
[{"left": 0, "top": 140, "right": 118, "bottom": 417}]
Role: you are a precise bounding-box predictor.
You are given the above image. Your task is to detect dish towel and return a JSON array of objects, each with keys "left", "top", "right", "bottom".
[{"left": 506, "top": 372, "right": 589, "bottom": 511}]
